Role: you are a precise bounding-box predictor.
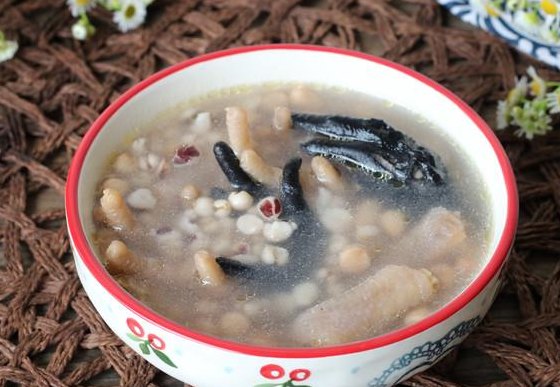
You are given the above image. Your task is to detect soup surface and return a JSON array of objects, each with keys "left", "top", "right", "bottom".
[{"left": 91, "top": 84, "right": 491, "bottom": 347}]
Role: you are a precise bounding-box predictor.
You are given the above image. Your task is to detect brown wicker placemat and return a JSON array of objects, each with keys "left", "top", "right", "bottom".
[{"left": 1, "top": 0, "right": 560, "bottom": 386}]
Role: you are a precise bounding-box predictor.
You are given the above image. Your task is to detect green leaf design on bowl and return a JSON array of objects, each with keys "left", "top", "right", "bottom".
[
  {"left": 153, "top": 348, "right": 177, "bottom": 368},
  {"left": 139, "top": 341, "right": 150, "bottom": 355},
  {"left": 127, "top": 333, "right": 143, "bottom": 342}
]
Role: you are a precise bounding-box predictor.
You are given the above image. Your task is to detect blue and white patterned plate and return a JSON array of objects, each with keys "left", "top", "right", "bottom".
[{"left": 438, "top": 0, "right": 560, "bottom": 68}]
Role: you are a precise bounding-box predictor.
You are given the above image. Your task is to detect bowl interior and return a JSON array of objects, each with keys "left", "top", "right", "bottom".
[{"left": 78, "top": 47, "right": 509, "bottom": 270}]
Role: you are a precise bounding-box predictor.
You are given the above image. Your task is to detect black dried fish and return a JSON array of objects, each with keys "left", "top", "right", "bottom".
[
  {"left": 302, "top": 138, "right": 443, "bottom": 185},
  {"left": 293, "top": 113, "right": 445, "bottom": 185},
  {"left": 213, "top": 141, "right": 264, "bottom": 195},
  {"left": 280, "top": 158, "right": 308, "bottom": 217},
  {"left": 278, "top": 158, "right": 326, "bottom": 284},
  {"left": 215, "top": 157, "right": 326, "bottom": 291},
  {"left": 216, "top": 257, "right": 290, "bottom": 285},
  {"left": 292, "top": 114, "right": 393, "bottom": 143}
]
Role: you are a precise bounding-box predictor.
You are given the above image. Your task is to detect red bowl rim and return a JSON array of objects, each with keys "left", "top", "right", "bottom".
[{"left": 65, "top": 44, "right": 518, "bottom": 358}]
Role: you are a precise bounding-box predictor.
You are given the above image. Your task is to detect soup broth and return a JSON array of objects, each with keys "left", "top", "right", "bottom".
[{"left": 91, "top": 84, "right": 491, "bottom": 347}]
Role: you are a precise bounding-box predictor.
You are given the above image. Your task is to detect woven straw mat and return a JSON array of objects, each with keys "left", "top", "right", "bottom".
[{"left": 1, "top": 0, "right": 560, "bottom": 386}]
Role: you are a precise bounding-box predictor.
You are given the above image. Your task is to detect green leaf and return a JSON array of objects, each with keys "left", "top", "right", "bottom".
[
  {"left": 127, "top": 333, "right": 143, "bottom": 342},
  {"left": 139, "top": 342, "right": 150, "bottom": 355},
  {"left": 153, "top": 348, "right": 178, "bottom": 368}
]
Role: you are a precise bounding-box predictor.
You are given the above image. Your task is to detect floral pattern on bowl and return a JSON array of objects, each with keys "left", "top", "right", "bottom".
[
  {"left": 439, "top": 0, "right": 560, "bottom": 68},
  {"left": 125, "top": 317, "right": 177, "bottom": 368},
  {"left": 254, "top": 364, "right": 312, "bottom": 387},
  {"left": 368, "top": 315, "right": 482, "bottom": 387}
]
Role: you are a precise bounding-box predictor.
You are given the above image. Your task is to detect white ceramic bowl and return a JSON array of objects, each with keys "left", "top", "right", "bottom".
[{"left": 66, "top": 45, "right": 518, "bottom": 387}]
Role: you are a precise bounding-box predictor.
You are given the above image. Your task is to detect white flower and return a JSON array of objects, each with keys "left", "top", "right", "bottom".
[
  {"left": 67, "top": 0, "right": 96, "bottom": 17},
  {"left": 113, "top": 0, "right": 147, "bottom": 33},
  {"left": 527, "top": 66, "right": 547, "bottom": 98},
  {"left": 72, "top": 22, "right": 88, "bottom": 40},
  {"left": 505, "top": 0, "right": 521, "bottom": 12},
  {"left": 71, "top": 14, "right": 95, "bottom": 40},
  {"left": 540, "top": 0, "right": 559, "bottom": 16},
  {"left": 496, "top": 100, "right": 510, "bottom": 129},
  {"left": 497, "top": 76, "right": 529, "bottom": 131},
  {"left": 540, "top": 15, "right": 560, "bottom": 43},
  {"left": 469, "top": 0, "right": 501, "bottom": 17},
  {"left": 513, "top": 10, "right": 543, "bottom": 36},
  {"left": 507, "top": 76, "right": 528, "bottom": 104},
  {"left": 546, "top": 89, "right": 560, "bottom": 113},
  {"left": 0, "top": 40, "right": 18, "bottom": 63},
  {"left": 511, "top": 99, "right": 552, "bottom": 139},
  {"left": 469, "top": 0, "right": 488, "bottom": 16}
]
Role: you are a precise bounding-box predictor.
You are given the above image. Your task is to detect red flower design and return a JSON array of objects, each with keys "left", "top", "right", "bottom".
[
  {"left": 260, "top": 364, "right": 285, "bottom": 380},
  {"left": 126, "top": 317, "right": 144, "bottom": 337},
  {"left": 148, "top": 333, "right": 165, "bottom": 350},
  {"left": 289, "top": 369, "right": 311, "bottom": 382},
  {"left": 256, "top": 364, "right": 312, "bottom": 386},
  {"left": 124, "top": 317, "right": 176, "bottom": 368}
]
